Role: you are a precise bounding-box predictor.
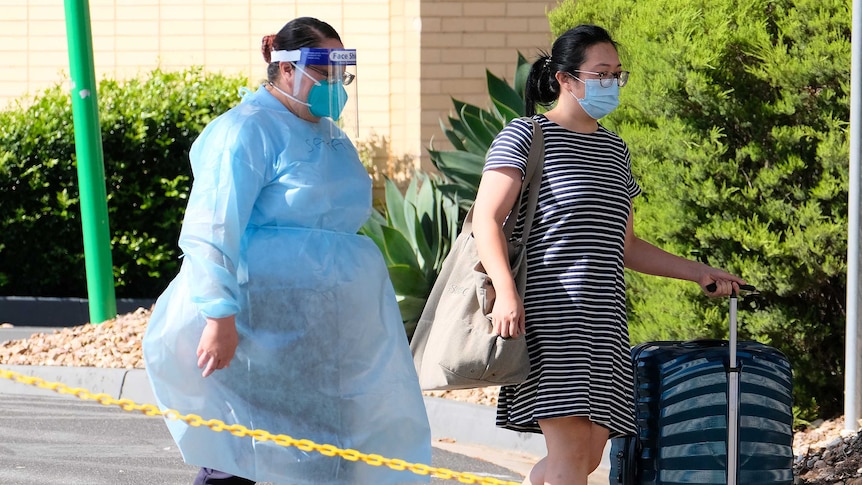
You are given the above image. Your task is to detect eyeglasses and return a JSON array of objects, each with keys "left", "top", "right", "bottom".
[
  {"left": 571, "top": 70, "right": 630, "bottom": 88},
  {"left": 305, "top": 64, "right": 356, "bottom": 86}
]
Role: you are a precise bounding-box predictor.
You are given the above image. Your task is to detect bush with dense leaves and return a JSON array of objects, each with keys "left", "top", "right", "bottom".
[
  {"left": 548, "top": 0, "right": 849, "bottom": 420},
  {"left": 0, "top": 68, "right": 248, "bottom": 298}
]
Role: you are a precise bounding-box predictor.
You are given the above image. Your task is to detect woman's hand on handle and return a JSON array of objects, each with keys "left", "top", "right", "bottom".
[
  {"left": 698, "top": 266, "right": 747, "bottom": 297},
  {"left": 196, "top": 315, "right": 240, "bottom": 378}
]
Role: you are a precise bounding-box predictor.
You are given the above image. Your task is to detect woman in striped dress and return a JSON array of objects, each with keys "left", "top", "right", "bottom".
[{"left": 471, "top": 25, "right": 745, "bottom": 485}]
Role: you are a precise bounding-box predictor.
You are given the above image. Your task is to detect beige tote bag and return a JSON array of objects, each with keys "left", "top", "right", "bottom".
[{"left": 410, "top": 118, "right": 544, "bottom": 390}]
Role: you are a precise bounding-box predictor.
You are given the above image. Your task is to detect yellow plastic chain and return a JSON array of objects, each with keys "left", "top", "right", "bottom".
[{"left": 0, "top": 368, "right": 521, "bottom": 485}]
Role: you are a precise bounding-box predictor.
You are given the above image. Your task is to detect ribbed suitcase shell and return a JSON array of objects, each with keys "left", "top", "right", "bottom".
[{"left": 610, "top": 339, "right": 793, "bottom": 485}]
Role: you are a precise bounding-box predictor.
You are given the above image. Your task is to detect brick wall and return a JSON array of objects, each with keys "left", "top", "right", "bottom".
[
  {"left": 417, "top": 1, "right": 554, "bottom": 169},
  {"left": 1, "top": 0, "right": 555, "bottom": 174}
]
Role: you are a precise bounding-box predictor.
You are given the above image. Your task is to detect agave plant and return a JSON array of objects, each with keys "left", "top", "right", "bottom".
[
  {"left": 362, "top": 53, "right": 532, "bottom": 337},
  {"left": 428, "top": 52, "right": 532, "bottom": 208},
  {"left": 360, "top": 173, "right": 459, "bottom": 337}
]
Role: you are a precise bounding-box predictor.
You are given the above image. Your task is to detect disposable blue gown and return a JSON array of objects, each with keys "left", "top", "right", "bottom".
[{"left": 143, "top": 86, "right": 431, "bottom": 484}]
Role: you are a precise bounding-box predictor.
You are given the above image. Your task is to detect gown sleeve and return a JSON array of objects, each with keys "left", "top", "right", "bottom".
[{"left": 177, "top": 115, "right": 269, "bottom": 318}]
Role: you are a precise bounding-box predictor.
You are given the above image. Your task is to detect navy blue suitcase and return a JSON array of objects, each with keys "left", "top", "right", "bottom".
[{"left": 609, "top": 286, "right": 793, "bottom": 485}]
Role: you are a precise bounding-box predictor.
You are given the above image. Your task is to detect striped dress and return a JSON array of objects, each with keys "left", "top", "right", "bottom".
[{"left": 484, "top": 115, "right": 640, "bottom": 438}]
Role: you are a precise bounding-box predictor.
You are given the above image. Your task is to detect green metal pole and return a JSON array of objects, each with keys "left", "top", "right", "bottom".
[{"left": 64, "top": 0, "right": 116, "bottom": 324}]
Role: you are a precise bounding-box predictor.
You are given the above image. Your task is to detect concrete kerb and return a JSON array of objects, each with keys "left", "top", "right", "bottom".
[{"left": 0, "top": 364, "right": 137, "bottom": 400}]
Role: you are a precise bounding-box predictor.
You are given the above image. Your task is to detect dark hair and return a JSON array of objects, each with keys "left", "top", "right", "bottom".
[
  {"left": 524, "top": 24, "right": 617, "bottom": 116},
  {"left": 261, "top": 17, "right": 342, "bottom": 82}
]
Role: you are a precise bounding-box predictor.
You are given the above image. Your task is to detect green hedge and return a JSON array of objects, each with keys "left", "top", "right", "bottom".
[
  {"left": 0, "top": 68, "right": 248, "bottom": 298},
  {"left": 549, "top": 0, "right": 850, "bottom": 420}
]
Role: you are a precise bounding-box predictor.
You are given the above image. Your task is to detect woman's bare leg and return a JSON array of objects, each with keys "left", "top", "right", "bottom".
[{"left": 523, "top": 417, "right": 608, "bottom": 485}]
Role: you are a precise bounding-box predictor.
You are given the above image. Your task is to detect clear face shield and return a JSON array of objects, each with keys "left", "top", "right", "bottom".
[{"left": 270, "top": 47, "right": 358, "bottom": 139}]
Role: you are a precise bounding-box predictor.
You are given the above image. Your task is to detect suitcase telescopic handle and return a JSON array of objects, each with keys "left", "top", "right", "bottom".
[
  {"left": 702, "top": 283, "right": 757, "bottom": 360},
  {"left": 703, "top": 282, "right": 756, "bottom": 485},
  {"left": 705, "top": 283, "right": 756, "bottom": 295}
]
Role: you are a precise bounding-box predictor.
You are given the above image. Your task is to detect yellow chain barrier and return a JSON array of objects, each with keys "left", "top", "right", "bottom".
[{"left": 0, "top": 368, "right": 521, "bottom": 485}]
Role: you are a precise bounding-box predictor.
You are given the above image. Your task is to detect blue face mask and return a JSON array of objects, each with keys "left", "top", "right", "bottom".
[
  {"left": 307, "top": 81, "right": 348, "bottom": 120},
  {"left": 571, "top": 78, "right": 620, "bottom": 120}
]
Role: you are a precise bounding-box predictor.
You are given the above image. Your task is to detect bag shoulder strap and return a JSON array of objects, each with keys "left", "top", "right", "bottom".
[
  {"left": 461, "top": 116, "right": 545, "bottom": 238},
  {"left": 506, "top": 117, "right": 544, "bottom": 241}
]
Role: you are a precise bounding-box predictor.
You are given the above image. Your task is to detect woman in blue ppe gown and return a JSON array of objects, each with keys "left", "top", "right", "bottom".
[{"left": 143, "top": 17, "right": 431, "bottom": 485}]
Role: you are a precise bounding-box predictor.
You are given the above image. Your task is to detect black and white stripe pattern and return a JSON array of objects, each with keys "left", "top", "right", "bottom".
[{"left": 485, "top": 115, "right": 640, "bottom": 438}]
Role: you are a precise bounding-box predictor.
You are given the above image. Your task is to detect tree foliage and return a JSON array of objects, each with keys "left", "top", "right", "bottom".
[{"left": 548, "top": 0, "right": 850, "bottom": 419}]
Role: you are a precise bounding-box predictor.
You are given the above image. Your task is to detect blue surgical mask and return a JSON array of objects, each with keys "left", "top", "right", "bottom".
[
  {"left": 570, "top": 78, "right": 620, "bottom": 120},
  {"left": 307, "top": 81, "right": 348, "bottom": 120}
]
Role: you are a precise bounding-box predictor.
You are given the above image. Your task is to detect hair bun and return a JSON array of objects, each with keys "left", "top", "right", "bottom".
[{"left": 261, "top": 34, "right": 276, "bottom": 63}]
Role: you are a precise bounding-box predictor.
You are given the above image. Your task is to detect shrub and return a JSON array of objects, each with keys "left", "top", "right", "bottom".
[
  {"left": 549, "top": 0, "right": 850, "bottom": 419},
  {"left": 0, "top": 67, "right": 248, "bottom": 298}
]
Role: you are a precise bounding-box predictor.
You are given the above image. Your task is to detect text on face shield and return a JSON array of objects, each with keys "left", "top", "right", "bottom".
[{"left": 329, "top": 50, "right": 356, "bottom": 63}]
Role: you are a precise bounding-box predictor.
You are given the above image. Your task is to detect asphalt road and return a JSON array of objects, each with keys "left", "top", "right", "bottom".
[{"left": 0, "top": 394, "right": 524, "bottom": 485}]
